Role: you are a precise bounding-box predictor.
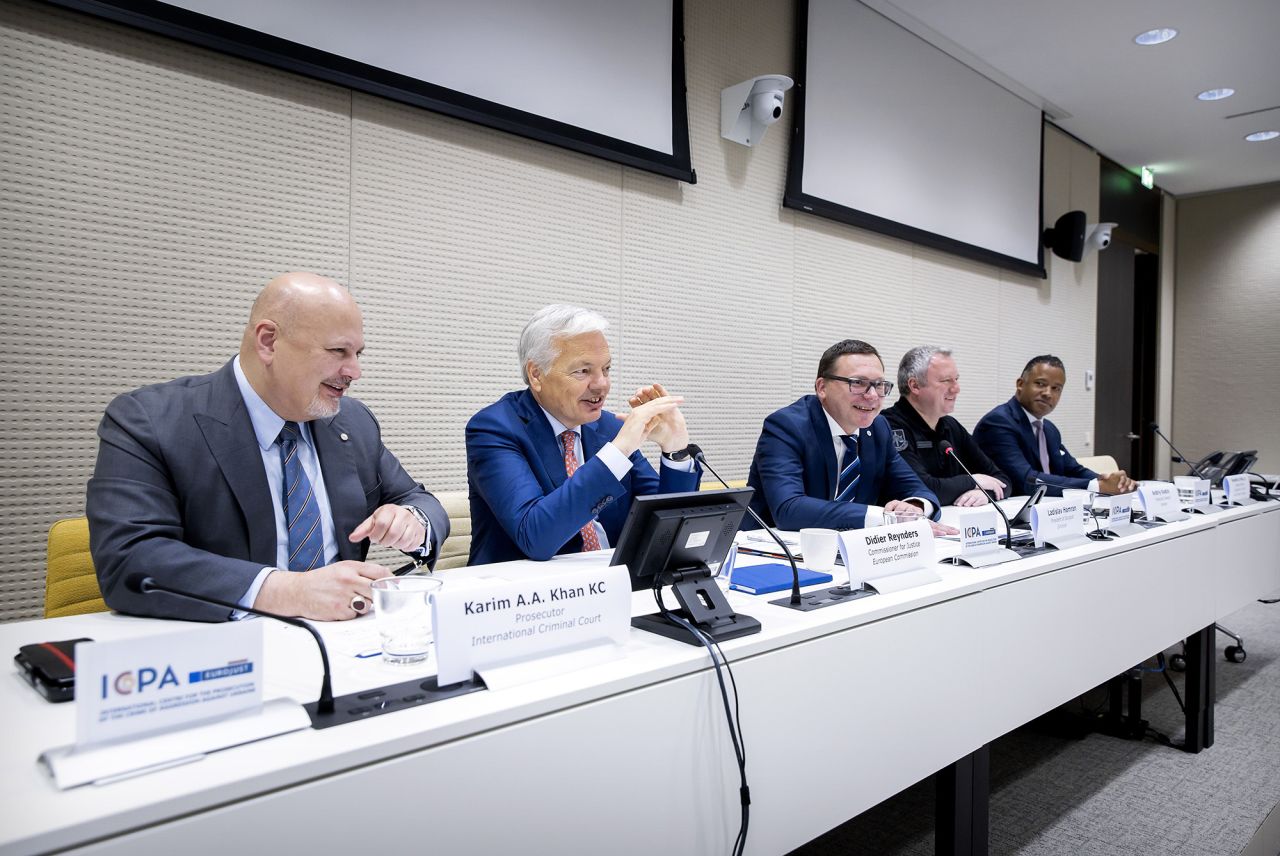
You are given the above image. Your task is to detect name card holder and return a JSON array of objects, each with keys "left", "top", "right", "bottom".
[
  {"left": 1138, "top": 481, "right": 1191, "bottom": 521},
  {"left": 39, "top": 623, "right": 309, "bottom": 789},
  {"left": 838, "top": 520, "right": 940, "bottom": 594},
  {"left": 434, "top": 566, "right": 630, "bottom": 688},
  {"left": 950, "top": 507, "right": 1019, "bottom": 567},
  {"left": 41, "top": 699, "right": 308, "bottom": 790},
  {"left": 1031, "top": 497, "right": 1090, "bottom": 549},
  {"left": 1222, "top": 474, "right": 1257, "bottom": 506},
  {"left": 1094, "top": 493, "right": 1146, "bottom": 537},
  {"left": 1176, "top": 476, "right": 1226, "bottom": 514}
]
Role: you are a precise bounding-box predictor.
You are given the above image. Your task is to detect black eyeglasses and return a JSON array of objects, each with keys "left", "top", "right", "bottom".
[{"left": 822, "top": 374, "right": 894, "bottom": 397}]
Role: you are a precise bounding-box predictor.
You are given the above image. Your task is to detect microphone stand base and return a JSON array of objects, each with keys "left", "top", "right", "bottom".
[
  {"left": 304, "top": 675, "right": 487, "bottom": 730},
  {"left": 770, "top": 584, "right": 875, "bottom": 611},
  {"left": 632, "top": 611, "right": 762, "bottom": 645}
]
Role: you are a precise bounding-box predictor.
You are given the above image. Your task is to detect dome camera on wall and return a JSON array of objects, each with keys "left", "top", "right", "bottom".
[
  {"left": 1086, "top": 223, "right": 1116, "bottom": 253},
  {"left": 721, "top": 74, "right": 794, "bottom": 147}
]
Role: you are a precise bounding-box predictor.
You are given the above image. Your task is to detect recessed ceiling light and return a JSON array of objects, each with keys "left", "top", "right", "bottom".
[
  {"left": 1134, "top": 28, "right": 1178, "bottom": 46},
  {"left": 1197, "top": 88, "right": 1235, "bottom": 101},
  {"left": 1244, "top": 131, "right": 1279, "bottom": 142}
]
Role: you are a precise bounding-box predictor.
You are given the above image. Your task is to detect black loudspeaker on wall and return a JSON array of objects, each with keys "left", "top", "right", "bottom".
[{"left": 1043, "top": 210, "right": 1087, "bottom": 261}]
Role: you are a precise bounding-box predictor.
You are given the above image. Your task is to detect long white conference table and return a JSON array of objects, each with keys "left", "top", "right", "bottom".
[{"left": 2, "top": 500, "right": 1277, "bottom": 856}]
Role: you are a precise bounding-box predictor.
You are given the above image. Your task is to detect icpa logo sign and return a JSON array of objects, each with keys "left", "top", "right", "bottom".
[
  {"left": 101, "top": 665, "right": 180, "bottom": 698},
  {"left": 964, "top": 526, "right": 996, "bottom": 538}
]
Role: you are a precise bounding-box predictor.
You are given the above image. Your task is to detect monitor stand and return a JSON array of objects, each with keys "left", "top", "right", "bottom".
[{"left": 633, "top": 570, "right": 761, "bottom": 645}]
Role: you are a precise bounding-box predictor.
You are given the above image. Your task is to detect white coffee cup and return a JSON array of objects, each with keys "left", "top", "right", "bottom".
[{"left": 799, "top": 528, "right": 839, "bottom": 573}]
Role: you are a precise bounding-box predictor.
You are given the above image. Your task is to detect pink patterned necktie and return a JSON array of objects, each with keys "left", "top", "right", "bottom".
[
  {"left": 560, "top": 430, "right": 601, "bottom": 552},
  {"left": 1033, "top": 420, "right": 1052, "bottom": 473}
]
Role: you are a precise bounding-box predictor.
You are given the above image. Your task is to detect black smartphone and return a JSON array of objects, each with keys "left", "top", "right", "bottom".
[{"left": 14, "top": 638, "right": 92, "bottom": 702}]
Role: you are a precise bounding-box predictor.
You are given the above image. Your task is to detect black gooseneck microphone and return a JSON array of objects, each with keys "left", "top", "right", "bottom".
[
  {"left": 685, "top": 444, "right": 802, "bottom": 607},
  {"left": 940, "top": 442, "right": 1014, "bottom": 547},
  {"left": 1150, "top": 422, "right": 1205, "bottom": 478},
  {"left": 125, "top": 573, "right": 334, "bottom": 715}
]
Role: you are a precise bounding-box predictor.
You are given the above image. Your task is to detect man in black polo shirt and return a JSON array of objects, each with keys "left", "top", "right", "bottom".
[{"left": 884, "top": 346, "right": 1011, "bottom": 506}]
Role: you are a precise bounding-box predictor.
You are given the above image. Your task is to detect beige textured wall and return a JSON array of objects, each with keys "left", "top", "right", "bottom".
[
  {"left": 1173, "top": 182, "right": 1280, "bottom": 472},
  {"left": 0, "top": 0, "right": 1099, "bottom": 620}
]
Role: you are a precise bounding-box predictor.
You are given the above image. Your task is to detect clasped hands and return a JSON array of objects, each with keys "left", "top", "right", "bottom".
[
  {"left": 255, "top": 504, "right": 425, "bottom": 621},
  {"left": 614, "top": 382, "right": 690, "bottom": 457},
  {"left": 1098, "top": 470, "right": 1138, "bottom": 495}
]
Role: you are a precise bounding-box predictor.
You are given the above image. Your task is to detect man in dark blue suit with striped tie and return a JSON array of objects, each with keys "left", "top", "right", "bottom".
[
  {"left": 88, "top": 273, "right": 448, "bottom": 622},
  {"left": 747, "top": 339, "right": 950, "bottom": 533}
]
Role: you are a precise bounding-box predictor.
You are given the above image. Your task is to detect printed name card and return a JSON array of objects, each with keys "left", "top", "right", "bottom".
[
  {"left": 433, "top": 566, "right": 630, "bottom": 686},
  {"left": 1174, "top": 476, "right": 1214, "bottom": 509},
  {"left": 1031, "top": 497, "right": 1089, "bottom": 549},
  {"left": 1138, "top": 481, "right": 1190, "bottom": 521},
  {"left": 953, "top": 507, "right": 1019, "bottom": 567},
  {"left": 1222, "top": 474, "right": 1256, "bottom": 505},
  {"left": 75, "top": 622, "right": 265, "bottom": 747},
  {"left": 837, "top": 520, "right": 940, "bottom": 593},
  {"left": 1094, "top": 492, "right": 1145, "bottom": 536}
]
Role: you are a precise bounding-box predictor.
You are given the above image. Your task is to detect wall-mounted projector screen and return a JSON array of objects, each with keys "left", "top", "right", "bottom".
[
  {"left": 47, "top": 0, "right": 695, "bottom": 183},
  {"left": 784, "top": 0, "right": 1045, "bottom": 277}
]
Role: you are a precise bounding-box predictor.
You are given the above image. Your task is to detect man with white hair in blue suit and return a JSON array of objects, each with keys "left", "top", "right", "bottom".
[{"left": 466, "top": 305, "right": 701, "bottom": 565}]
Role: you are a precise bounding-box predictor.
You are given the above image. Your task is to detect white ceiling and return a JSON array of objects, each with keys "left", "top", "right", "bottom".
[{"left": 866, "top": 0, "right": 1280, "bottom": 196}]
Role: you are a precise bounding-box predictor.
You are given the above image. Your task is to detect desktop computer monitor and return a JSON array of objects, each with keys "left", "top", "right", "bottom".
[{"left": 609, "top": 488, "right": 761, "bottom": 644}]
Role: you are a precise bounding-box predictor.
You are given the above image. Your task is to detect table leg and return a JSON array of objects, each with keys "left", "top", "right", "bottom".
[
  {"left": 1182, "top": 624, "right": 1215, "bottom": 753},
  {"left": 935, "top": 744, "right": 989, "bottom": 856}
]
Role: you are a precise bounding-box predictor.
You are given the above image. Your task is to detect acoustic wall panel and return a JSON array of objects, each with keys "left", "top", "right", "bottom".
[
  {"left": 1, "top": 0, "right": 351, "bottom": 618},
  {"left": 791, "top": 217, "right": 915, "bottom": 394},
  {"left": 349, "top": 92, "right": 624, "bottom": 493},
  {"left": 617, "top": 0, "right": 796, "bottom": 484}
]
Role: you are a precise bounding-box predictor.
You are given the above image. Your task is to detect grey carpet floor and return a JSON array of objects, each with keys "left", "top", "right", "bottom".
[{"left": 791, "top": 590, "right": 1280, "bottom": 856}]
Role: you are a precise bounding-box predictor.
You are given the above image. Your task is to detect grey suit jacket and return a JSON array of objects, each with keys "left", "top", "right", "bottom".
[{"left": 87, "top": 360, "right": 447, "bottom": 621}]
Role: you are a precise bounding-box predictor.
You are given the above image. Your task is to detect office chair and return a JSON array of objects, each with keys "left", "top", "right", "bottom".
[
  {"left": 434, "top": 490, "right": 471, "bottom": 570},
  {"left": 45, "top": 516, "right": 108, "bottom": 617}
]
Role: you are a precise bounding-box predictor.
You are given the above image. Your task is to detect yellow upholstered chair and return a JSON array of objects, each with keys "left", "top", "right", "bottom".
[
  {"left": 434, "top": 490, "right": 471, "bottom": 570},
  {"left": 45, "top": 517, "right": 108, "bottom": 618}
]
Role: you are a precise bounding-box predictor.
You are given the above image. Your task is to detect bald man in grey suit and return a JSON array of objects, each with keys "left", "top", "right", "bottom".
[{"left": 88, "top": 273, "right": 447, "bottom": 622}]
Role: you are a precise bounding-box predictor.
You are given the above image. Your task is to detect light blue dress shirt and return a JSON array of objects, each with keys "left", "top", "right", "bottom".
[{"left": 233, "top": 357, "right": 340, "bottom": 610}]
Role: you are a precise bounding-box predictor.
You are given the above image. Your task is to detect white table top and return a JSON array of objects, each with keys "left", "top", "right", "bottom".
[{"left": 1, "top": 500, "right": 1276, "bottom": 855}]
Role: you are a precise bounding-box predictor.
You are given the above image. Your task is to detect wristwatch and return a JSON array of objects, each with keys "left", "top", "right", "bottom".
[{"left": 661, "top": 447, "right": 692, "bottom": 462}]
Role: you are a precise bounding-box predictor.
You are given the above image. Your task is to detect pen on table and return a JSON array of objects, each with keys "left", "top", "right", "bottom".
[{"left": 393, "top": 556, "right": 430, "bottom": 576}]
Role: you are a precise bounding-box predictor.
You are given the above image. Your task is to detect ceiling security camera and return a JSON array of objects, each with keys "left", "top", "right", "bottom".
[
  {"left": 751, "top": 90, "right": 785, "bottom": 125},
  {"left": 1086, "top": 223, "right": 1116, "bottom": 253},
  {"left": 721, "top": 74, "right": 794, "bottom": 147}
]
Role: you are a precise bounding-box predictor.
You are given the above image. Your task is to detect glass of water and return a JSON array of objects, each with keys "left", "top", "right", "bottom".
[{"left": 371, "top": 574, "right": 443, "bottom": 665}]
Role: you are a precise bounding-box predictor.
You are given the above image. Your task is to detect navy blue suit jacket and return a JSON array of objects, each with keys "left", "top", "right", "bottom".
[
  {"left": 973, "top": 396, "right": 1097, "bottom": 497},
  {"left": 746, "top": 395, "right": 939, "bottom": 530},
  {"left": 87, "top": 360, "right": 447, "bottom": 622},
  {"left": 466, "top": 389, "right": 701, "bottom": 564}
]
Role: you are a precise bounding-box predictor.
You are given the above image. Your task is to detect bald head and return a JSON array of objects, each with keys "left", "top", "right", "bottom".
[
  {"left": 240, "top": 272, "right": 365, "bottom": 422},
  {"left": 242, "top": 272, "right": 356, "bottom": 343}
]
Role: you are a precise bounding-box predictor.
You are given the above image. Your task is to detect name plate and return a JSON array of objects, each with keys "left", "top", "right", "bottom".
[
  {"left": 1223, "top": 474, "right": 1255, "bottom": 505},
  {"left": 75, "top": 622, "right": 264, "bottom": 747},
  {"left": 433, "top": 566, "right": 630, "bottom": 687},
  {"left": 1095, "top": 492, "right": 1145, "bottom": 536},
  {"left": 1031, "top": 497, "right": 1088, "bottom": 549},
  {"left": 1174, "top": 476, "right": 1213, "bottom": 509},
  {"left": 954, "top": 507, "right": 1019, "bottom": 567},
  {"left": 837, "top": 520, "right": 940, "bottom": 593},
  {"left": 1138, "top": 481, "right": 1190, "bottom": 521}
]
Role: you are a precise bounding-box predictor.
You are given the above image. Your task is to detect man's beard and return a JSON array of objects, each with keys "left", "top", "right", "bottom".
[{"left": 306, "top": 388, "right": 343, "bottom": 419}]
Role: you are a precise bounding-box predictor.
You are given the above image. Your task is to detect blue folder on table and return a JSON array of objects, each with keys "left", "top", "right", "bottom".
[{"left": 729, "top": 563, "right": 833, "bottom": 595}]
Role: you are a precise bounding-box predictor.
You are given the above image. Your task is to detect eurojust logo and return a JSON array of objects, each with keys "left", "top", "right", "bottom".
[{"left": 99, "top": 658, "right": 254, "bottom": 699}]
